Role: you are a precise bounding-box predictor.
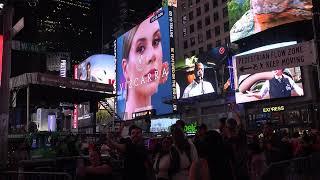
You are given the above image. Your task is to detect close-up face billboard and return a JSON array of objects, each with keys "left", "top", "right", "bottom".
[
  {"left": 116, "top": 7, "right": 175, "bottom": 120},
  {"left": 228, "top": 0, "right": 313, "bottom": 42}
]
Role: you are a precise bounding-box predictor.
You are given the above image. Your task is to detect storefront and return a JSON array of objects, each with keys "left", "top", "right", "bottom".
[{"left": 245, "top": 101, "right": 319, "bottom": 134}]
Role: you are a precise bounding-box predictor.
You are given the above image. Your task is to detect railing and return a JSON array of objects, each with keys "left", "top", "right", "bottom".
[
  {"left": 262, "top": 153, "right": 320, "bottom": 180},
  {"left": 0, "top": 171, "right": 72, "bottom": 180}
]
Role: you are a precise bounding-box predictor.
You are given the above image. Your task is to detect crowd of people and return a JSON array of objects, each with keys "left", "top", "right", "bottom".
[{"left": 75, "top": 119, "right": 320, "bottom": 180}]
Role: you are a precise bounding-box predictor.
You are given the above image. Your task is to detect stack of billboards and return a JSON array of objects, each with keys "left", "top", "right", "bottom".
[
  {"left": 115, "top": 7, "right": 231, "bottom": 121},
  {"left": 74, "top": 54, "right": 115, "bottom": 129}
]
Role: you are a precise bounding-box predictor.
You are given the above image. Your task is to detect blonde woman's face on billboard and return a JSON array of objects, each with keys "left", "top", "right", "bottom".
[{"left": 126, "top": 17, "right": 163, "bottom": 96}]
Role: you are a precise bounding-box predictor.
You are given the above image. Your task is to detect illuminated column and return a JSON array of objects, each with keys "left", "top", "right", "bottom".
[{"left": 0, "top": 5, "right": 13, "bottom": 169}]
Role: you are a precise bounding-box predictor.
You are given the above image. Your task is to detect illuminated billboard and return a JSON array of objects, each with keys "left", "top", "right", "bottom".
[
  {"left": 233, "top": 42, "right": 305, "bottom": 103},
  {"left": 116, "top": 7, "right": 176, "bottom": 120},
  {"left": 228, "top": 0, "right": 313, "bottom": 42},
  {"left": 74, "top": 54, "right": 115, "bottom": 126},
  {"left": 77, "top": 54, "right": 115, "bottom": 85},
  {"left": 175, "top": 46, "right": 229, "bottom": 99}
]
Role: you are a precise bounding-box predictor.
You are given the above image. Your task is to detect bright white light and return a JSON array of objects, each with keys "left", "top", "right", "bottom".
[
  {"left": 236, "top": 41, "right": 298, "bottom": 56},
  {"left": 0, "top": 3, "right": 4, "bottom": 9}
]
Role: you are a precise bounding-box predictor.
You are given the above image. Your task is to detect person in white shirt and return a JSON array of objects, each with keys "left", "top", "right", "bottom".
[
  {"left": 182, "top": 63, "right": 215, "bottom": 98},
  {"left": 247, "top": 69, "right": 303, "bottom": 99}
]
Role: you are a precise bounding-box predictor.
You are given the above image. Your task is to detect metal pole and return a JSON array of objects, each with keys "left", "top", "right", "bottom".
[
  {"left": 312, "top": 0, "right": 320, "bottom": 129},
  {"left": 312, "top": 0, "right": 320, "bottom": 89},
  {"left": 26, "top": 86, "right": 30, "bottom": 132}
]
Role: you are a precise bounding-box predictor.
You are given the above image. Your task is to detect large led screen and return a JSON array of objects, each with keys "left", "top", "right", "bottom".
[
  {"left": 228, "top": 0, "right": 313, "bottom": 42},
  {"left": 77, "top": 54, "right": 115, "bottom": 85},
  {"left": 234, "top": 42, "right": 305, "bottom": 103},
  {"left": 74, "top": 54, "right": 115, "bottom": 123},
  {"left": 116, "top": 7, "right": 175, "bottom": 120},
  {"left": 175, "top": 46, "right": 229, "bottom": 99},
  {"left": 235, "top": 66, "right": 304, "bottom": 103}
]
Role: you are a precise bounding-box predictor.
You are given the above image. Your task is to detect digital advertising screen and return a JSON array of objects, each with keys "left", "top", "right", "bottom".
[
  {"left": 116, "top": 7, "right": 176, "bottom": 120},
  {"left": 235, "top": 66, "right": 304, "bottom": 103},
  {"left": 76, "top": 54, "right": 115, "bottom": 85},
  {"left": 228, "top": 0, "right": 313, "bottom": 42},
  {"left": 74, "top": 54, "right": 116, "bottom": 124},
  {"left": 175, "top": 46, "right": 229, "bottom": 99},
  {"left": 150, "top": 117, "right": 178, "bottom": 133},
  {"left": 234, "top": 42, "right": 305, "bottom": 103}
]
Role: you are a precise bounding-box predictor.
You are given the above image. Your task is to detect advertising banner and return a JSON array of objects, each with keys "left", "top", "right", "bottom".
[
  {"left": 235, "top": 41, "right": 315, "bottom": 76},
  {"left": 74, "top": 54, "right": 115, "bottom": 124},
  {"left": 116, "top": 7, "right": 175, "bottom": 120},
  {"left": 228, "top": 0, "right": 313, "bottom": 42}
]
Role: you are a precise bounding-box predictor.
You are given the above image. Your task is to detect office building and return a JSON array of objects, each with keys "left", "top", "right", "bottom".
[{"left": 176, "top": 0, "right": 230, "bottom": 60}]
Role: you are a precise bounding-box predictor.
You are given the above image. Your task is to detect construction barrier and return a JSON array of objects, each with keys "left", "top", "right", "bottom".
[{"left": 262, "top": 153, "right": 320, "bottom": 180}]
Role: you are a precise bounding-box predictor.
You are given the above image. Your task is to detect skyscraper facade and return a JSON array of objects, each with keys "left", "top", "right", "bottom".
[{"left": 176, "top": 0, "right": 230, "bottom": 60}]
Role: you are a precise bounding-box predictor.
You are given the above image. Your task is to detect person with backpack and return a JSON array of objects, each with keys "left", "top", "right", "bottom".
[{"left": 169, "top": 124, "right": 198, "bottom": 180}]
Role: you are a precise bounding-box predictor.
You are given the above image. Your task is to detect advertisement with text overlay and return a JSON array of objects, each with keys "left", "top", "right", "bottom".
[
  {"left": 116, "top": 7, "right": 175, "bottom": 120},
  {"left": 228, "top": 0, "right": 313, "bottom": 42}
]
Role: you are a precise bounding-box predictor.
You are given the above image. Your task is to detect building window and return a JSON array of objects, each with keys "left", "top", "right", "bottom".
[
  {"left": 197, "top": 20, "right": 202, "bottom": 30},
  {"left": 224, "top": 21, "right": 229, "bottom": 32},
  {"left": 223, "top": 7, "right": 228, "bottom": 18},
  {"left": 189, "top": 11, "right": 194, "bottom": 20},
  {"left": 198, "top": 33, "right": 203, "bottom": 43},
  {"left": 182, "top": 15, "right": 187, "bottom": 24},
  {"left": 191, "top": 50, "right": 196, "bottom": 56},
  {"left": 213, "top": 0, "right": 218, "bottom": 8},
  {"left": 182, "top": 3, "right": 187, "bottom": 11},
  {"left": 190, "top": 37, "right": 196, "bottom": 46},
  {"left": 205, "top": 16, "right": 210, "bottom": 26},
  {"left": 213, "top": 12, "right": 219, "bottom": 22},
  {"left": 183, "top": 27, "right": 187, "bottom": 37},
  {"left": 199, "top": 47, "right": 204, "bottom": 54},
  {"left": 196, "top": 0, "right": 200, "bottom": 4},
  {"left": 215, "top": 26, "right": 220, "bottom": 36},
  {"left": 204, "top": 2, "right": 209, "bottom": 12},
  {"left": 190, "top": 24, "right": 195, "bottom": 33},
  {"left": 225, "top": 36, "right": 230, "bottom": 45},
  {"left": 196, "top": 7, "right": 201, "bottom": 16},
  {"left": 206, "top": 29, "right": 211, "bottom": 40},
  {"left": 207, "top": 43, "right": 212, "bottom": 50},
  {"left": 188, "top": 0, "right": 193, "bottom": 7},
  {"left": 184, "top": 40, "right": 188, "bottom": 49},
  {"left": 216, "top": 40, "right": 221, "bottom": 47}
]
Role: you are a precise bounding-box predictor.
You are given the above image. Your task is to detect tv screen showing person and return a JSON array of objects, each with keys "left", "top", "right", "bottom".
[
  {"left": 182, "top": 62, "right": 215, "bottom": 98},
  {"left": 116, "top": 7, "right": 174, "bottom": 120}
]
